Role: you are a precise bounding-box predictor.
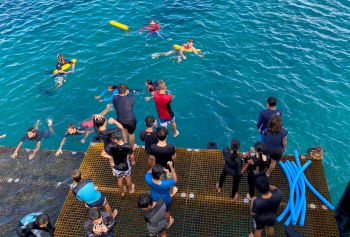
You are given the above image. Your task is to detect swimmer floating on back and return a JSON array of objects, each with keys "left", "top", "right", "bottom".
[
  {"left": 95, "top": 85, "right": 119, "bottom": 102},
  {"left": 11, "top": 119, "right": 54, "bottom": 160},
  {"left": 140, "top": 20, "right": 169, "bottom": 41},
  {"left": 152, "top": 39, "right": 203, "bottom": 63}
]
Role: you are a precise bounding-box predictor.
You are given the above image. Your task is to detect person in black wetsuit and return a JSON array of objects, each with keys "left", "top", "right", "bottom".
[
  {"left": 140, "top": 116, "right": 159, "bottom": 157},
  {"left": 249, "top": 176, "right": 282, "bottom": 237},
  {"left": 112, "top": 83, "right": 137, "bottom": 150},
  {"left": 84, "top": 209, "right": 118, "bottom": 237},
  {"left": 101, "top": 132, "right": 135, "bottom": 196},
  {"left": 241, "top": 142, "right": 271, "bottom": 201},
  {"left": 92, "top": 114, "right": 123, "bottom": 149},
  {"left": 215, "top": 139, "right": 243, "bottom": 201},
  {"left": 16, "top": 212, "right": 54, "bottom": 237}
]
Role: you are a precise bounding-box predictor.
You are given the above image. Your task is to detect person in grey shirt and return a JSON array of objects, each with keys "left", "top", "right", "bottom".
[{"left": 138, "top": 193, "right": 168, "bottom": 237}]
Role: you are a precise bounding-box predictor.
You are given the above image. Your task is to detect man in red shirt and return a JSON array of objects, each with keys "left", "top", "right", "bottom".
[
  {"left": 152, "top": 80, "right": 179, "bottom": 137},
  {"left": 140, "top": 20, "right": 166, "bottom": 41}
]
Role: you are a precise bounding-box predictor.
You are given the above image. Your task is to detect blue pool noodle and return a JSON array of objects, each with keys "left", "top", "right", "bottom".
[
  {"left": 293, "top": 150, "right": 335, "bottom": 211},
  {"left": 283, "top": 163, "right": 299, "bottom": 226},
  {"left": 289, "top": 161, "right": 306, "bottom": 225},
  {"left": 277, "top": 161, "right": 292, "bottom": 222},
  {"left": 288, "top": 160, "right": 312, "bottom": 224}
]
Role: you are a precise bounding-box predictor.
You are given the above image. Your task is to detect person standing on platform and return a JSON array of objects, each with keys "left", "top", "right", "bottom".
[
  {"left": 112, "top": 83, "right": 137, "bottom": 149},
  {"left": 216, "top": 139, "right": 243, "bottom": 201},
  {"left": 256, "top": 97, "right": 282, "bottom": 141},
  {"left": 261, "top": 114, "right": 288, "bottom": 177},
  {"left": 84, "top": 209, "right": 118, "bottom": 237},
  {"left": 140, "top": 116, "right": 159, "bottom": 156},
  {"left": 249, "top": 176, "right": 282, "bottom": 237}
]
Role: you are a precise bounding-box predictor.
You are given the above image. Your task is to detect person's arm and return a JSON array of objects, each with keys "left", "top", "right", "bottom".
[
  {"left": 84, "top": 221, "right": 96, "bottom": 237},
  {"left": 282, "top": 136, "right": 287, "bottom": 152},
  {"left": 171, "top": 146, "right": 176, "bottom": 161},
  {"left": 269, "top": 185, "right": 277, "bottom": 192},
  {"left": 81, "top": 130, "right": 91, "bottom": 144},
  {"left": 179, "top": 46, "right": 186, "bottom": 59},
  {"left": 55, "top": 137, "right": 67, "bottom": 156},
  {"left": 250, "top": 197, "right": 257, "bottom": 215},
  {"left": 11, "top": 141, "right": 23, "bottom": 158},
  {"left": 167, "top": 161, "right": 177, "bottom": 183},
  {"left": 129, "top": 149, "right": 135, "bottom": 165},
  {"left": 70, "top": 62, "right": 75, "bottom": 72},
  {"left": 107, "top": 117, "right": 123, "bottom": 129},
  {"left": 256, "top": 111, "right": 263, "bottom": 132},
  {"left": 149, "top": 155, "right": 156, "bottom": 167},
  {"left": 145, "top": 94, "right": 154, "bottom": 101},
  {"left": 240, "top": 163, "right": 249, "bottom": 174},
  {"left": 140, "top": 26, "right": 149, "bottom": 33},
  {"left": 191, "top": 46, "right": 203, "bottom": 57},
  {"left": 96, "top": 89, "right": 107, "bottom": 100},
  {"left": 29, "top": 141, "right": 41, "bottom": 160}
]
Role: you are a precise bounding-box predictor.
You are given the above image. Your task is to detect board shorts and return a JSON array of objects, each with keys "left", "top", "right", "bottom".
[
  {"left": 87, "top": 195, "right": 107, "bottom": 208},
  {"left": 118, "top": 119, "right": 137, "bottom": 134},
  {"left": 159, "top": 115, "right": 175, "bottom": 128},
  {"left": 80, "top": 119, "right": 94, "bottom": 129},
  {"left": 253, "top": 214, "right": 277, "bottom": 230},
  {"left": 112, "top": 159, "right": 132, "bottom": 179},
  {"left": 264, "top": 147, "right": 283, "bottom": 161}
]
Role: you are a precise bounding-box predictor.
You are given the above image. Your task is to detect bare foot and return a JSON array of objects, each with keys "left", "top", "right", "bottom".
[
  {"left": 171, "top": 186, "right": 178, "bottom": 197},
  {"left": 173, "top": 130, "right": 179, "bottom": 137},
  {"left": 229, "top": 193, "right": 239, "bottom": 202},
  {"left": 167, "top": 217, "right": 174, "bottom": 229},
  {"left": 129, "top": 183, "right": 135, "bottom": 194},
  {"left": 215, "top": 183, "right": 221, "bottom": 192}
]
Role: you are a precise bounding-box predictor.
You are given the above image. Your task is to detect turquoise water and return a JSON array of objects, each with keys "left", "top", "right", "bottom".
[{"left": 1, "top": 0, "right": 349, "bottom": 205}]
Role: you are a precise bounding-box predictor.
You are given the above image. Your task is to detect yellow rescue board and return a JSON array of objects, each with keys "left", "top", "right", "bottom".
[
  {"left": 109, "top": 20, "right": 129, "bottom": 31},
  {"left": 172, "top": 44, "right": 201, "bottom": 52},
  {"left": 52, "top": 59, "right": 77, "bottom": 74}
]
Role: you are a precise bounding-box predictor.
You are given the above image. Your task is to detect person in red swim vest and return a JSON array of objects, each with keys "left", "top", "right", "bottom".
[
  {"left": 151, "top": 39, "right": 203, "bottom": 63},
  {"left": 140, "top": 20, "right": 167, "bottom": 41},
  {"left": 147, "top": 80, "right": 179, "bottom": 137}
]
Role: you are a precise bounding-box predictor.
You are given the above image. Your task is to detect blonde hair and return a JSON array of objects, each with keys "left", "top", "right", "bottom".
[{"left": 158, "top": 80, "right": 166, "bottom": 90}]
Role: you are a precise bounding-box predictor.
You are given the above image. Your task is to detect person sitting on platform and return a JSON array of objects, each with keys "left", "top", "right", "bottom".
[
  {"left": 249, "top": 176, "right": 282, "bottom": 237},
  {"left": 16, "top": 212, "right": 54, "bottom": 237},
  {"left": 84, "top": 209, "right": 118, "bottom": 237},
  {"left": 138, "top": 193, "right": 168, "bottom": 237},
  {"left": 71, "top": 169, "right": 115, "bottom": 214}
]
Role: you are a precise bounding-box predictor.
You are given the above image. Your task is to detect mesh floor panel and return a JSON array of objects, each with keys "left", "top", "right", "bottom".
[{"left": 54, "top": 143, "right": 339, "bottom": 236}]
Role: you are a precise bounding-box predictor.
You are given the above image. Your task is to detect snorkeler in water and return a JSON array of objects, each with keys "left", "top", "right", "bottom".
[
  {"left": 145, "top": 80, "right": 158, "bottom": 94},
  {"left": 140, "top": 20, "right": 169, "bottom": 41},
  {"left": 152, "top": 39, "right": 203, "bottom": 63},
  {"left": 95, "top": 85, "right": 119, "bottom": 102},
  {"left": 55, "top": 104, "right": 114, "bottom": 156},
  {"left": 11, "top": 119, "right": 54, "bottom": 160},
  {"left": 55, "top": 54, "right": 75, "bottom": 74}
]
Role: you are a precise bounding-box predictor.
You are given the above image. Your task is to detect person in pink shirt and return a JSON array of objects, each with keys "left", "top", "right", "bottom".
[{"left": 140, "top": 20, "right": 167, "bottom": 41}]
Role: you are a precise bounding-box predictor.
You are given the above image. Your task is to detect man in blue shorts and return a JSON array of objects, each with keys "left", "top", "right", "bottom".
[{"left": 71, "top": 169, "right": 115, "bottom": 214}]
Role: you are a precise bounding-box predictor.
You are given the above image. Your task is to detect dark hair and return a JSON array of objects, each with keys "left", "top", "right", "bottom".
[
  {"left": 267, "top": 97, "right": 277, "bottom": 107},
  {"left": 230, "top": 139, "right": 240, "bottom": 160},
  {"left": 88, "top": 209, "right": 101, "bottom": 221},
  {"left": 156, "top": 127, "right": 168, "bottom": 141},
  {"left": 71, "top": 169, "right": 82, "bottom": 182},
  {"left": 254, "top": 141, "right": 265, "bottom": 160},
  {"left": 145, "top": 116, "right": 155, "bottom": 127},
  {"left": 146, "top": 80, "right": 153, "bottom": 85},
  {"left": 67, "top": 123, "right": 76, "bottom": 129},
  {"left": 151, "top": 164, "right": 163, "bottom": 180},
  {"left": 36, "top": 214, "right": 49, "bottom": 225},
  {"left": 93, "top": 116, "right": 106, "bottom": 128},
  {"left": 255, "top": 176, "right": 270, "bottom": 194},
  {"left": 138, "top": 193, "right": 153, "bottom": 208},
  {"left": 188, "top": 39, "right": 193, "bottom": 43},
  {"left": 118, "top": 83, "right": 128, "bottom": 94},
  {"left": 27, "top": 127, "right": 36, "bottom": 133},
  {"left": 110, "top": 131, "right": 122, "bottom": 140},
  {"left": 109, "top": 85, "right": 118, "bottom": 90},
  {"left": 267, "top": 114, "right": 282, "bottom": 134}
]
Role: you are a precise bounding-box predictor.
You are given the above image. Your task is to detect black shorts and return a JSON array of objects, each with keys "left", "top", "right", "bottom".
[
  {"left": 253, "top": 214, "right": 276, "bottom": 230},
  {"left": 119, "top": 119, "right": 137, "bottom": 134},
  {"left": 87, "top": 195, "right": 107, "bottom": 208},
  {"left": 265, "top": 147, "right": 283, "bottom": 161},
  {"left": 165, "top": 202, "right": 171, "bottom": 212}
]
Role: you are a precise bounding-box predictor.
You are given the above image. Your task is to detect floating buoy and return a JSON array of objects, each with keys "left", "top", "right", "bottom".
[{"left": 109, "top": 20, "right": 129, "bottom": 31}]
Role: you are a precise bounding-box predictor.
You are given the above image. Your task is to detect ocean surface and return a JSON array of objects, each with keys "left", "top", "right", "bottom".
[{"left": 1, "top": 0, "right": 349, "bottom": 209}]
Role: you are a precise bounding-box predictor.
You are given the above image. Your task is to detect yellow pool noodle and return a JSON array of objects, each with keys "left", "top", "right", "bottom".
[
  {"left": 109, "top": 20, "right": 129, "bottom": 31},
  {"left": 52, "top": 59, "right": 77, "bottom": 74},
  {"left": 173, "top": 44, "right": 201, "bottom": 52}
]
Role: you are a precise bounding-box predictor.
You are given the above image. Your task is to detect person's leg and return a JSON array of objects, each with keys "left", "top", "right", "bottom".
[
  {"left": 117, "top": 177, "right": 125, "bottom": 196},
  {"left": 247, "top": 173, "right": 255, "bottom": 199},
  {"left": 217, "top": 168, "right": 227, "bottom": 192},
  {"left": 125, "top": 176, "right": 135, "bottom": 193},
  {"left": 103, "top": 200, "right": 113, "bottom": 214},
  {"left": 155, "top": 31, "right": 166, "bottom": 40},
  {"left": 122, "top": 128, "right": 128, "bottom": 143},
  {"left": 254, "top": 229, "right": 262, "bottom": 237},
  {"left": 170, "top": 120, "right": 179, "bottom": 137},
  {"left": 267, "top": 159, "right": 276, "bottom": 177},
  {"left": 161, "top": 50, "right": 175, "bottom": 56},
  {"left": 231, "top": 175, "right": 242, "bottom": 199},
  {"left": 100, "top": 104, "right": 113, "bottom": 116},
  {"left": 159, "top": 230, "right": 167, "bottom": 237},
  {"left": 129, "top": 133, "right": 135, "bottom": 150},
  {"left": 266, "top": 226, "right": 274, "bottom": 237}
]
